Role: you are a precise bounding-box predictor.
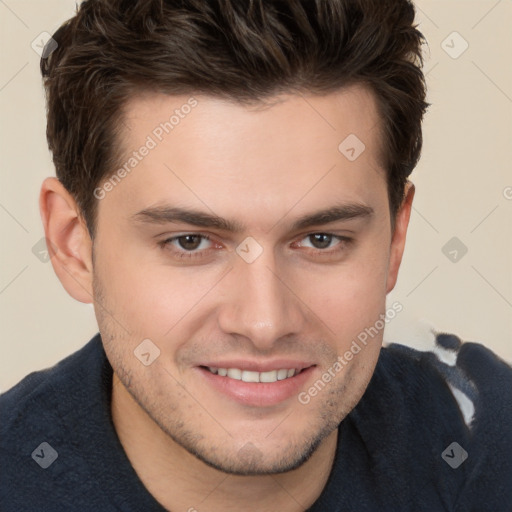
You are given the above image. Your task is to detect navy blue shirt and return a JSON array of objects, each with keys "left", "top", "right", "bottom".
[{"left": 1, "top": 332, "right": 511, "bottom": 511}]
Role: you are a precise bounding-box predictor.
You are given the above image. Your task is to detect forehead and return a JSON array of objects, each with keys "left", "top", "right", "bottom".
[
  {"left": 120, "top": 84, "right": 383, "bottom": 164},
  {"left": 99, "top": 85, "right": 388, "bottom": 232}
]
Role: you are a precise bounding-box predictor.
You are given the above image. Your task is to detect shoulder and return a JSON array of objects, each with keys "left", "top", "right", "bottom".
[
  {"left": 0, "top": 335, "right": 105, "bottom": 454},
  {"left": 374, "top": 331, "right": 512, "bottom": 509},
  {"left": 380, "top": 332, "right": 512, "bottom": 431},
  {"left": 0, "top": 336, "right": 104, "bottom": 457},
  {"left": 0, "top": 334, "right": 103, "bottom": 431},
  {"left": 0, "top": 334, "right": 107, "bottom": 509}
]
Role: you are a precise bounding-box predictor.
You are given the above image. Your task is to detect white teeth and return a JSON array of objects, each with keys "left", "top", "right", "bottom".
[
  {"left": 259, "top": 370, "right": 277, "bottom": 383},
  {"left": 207, "top": 367, "right": 298, "bottom": 382},
  {"left": 227, "top": 368, "right": 242, "bottom": 380},
  {"left": 277, "top": 369, "right": 288, "bottom": 380},
  {"left": 241, "top": 370, "right": 260, "bottom": 383}
]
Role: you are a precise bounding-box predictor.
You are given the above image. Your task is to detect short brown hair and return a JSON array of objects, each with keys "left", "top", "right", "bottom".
[{"left": 41, "top": 0, "right": 429, "bottom": 237}]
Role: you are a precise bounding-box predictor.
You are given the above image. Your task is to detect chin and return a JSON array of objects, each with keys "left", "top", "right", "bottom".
[{"left": 168, "top": 415, "right": 338, "bottom": 476}]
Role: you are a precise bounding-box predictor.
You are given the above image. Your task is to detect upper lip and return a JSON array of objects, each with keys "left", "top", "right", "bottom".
[{"left": 199, "top": 360, "right": 315, "bottom": 372}]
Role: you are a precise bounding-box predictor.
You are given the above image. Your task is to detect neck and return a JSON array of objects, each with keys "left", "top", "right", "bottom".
[{"left": 111, "top": 372, "right": 338, "bottom": 512}]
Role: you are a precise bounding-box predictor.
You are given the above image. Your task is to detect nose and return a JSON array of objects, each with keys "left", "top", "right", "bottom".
[{"left": 217, "top": 247, "right": 306, "bottom": 350}]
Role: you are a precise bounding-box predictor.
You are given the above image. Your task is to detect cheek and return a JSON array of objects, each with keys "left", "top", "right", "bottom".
[
  {"left": 299, "top": 249, "right": 389, "bottom": 337},
  {"left": 97, "top": 246, "right": 222, "bottom": 340},
  {"left": 94, "top": 241, "right": 168, "bottom": 330}
]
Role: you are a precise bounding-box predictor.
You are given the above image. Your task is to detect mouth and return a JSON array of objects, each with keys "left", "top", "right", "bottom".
[
  {"left": 196, "top": 364, "right": 317, "bottom": 407},
  {"left": 201, "top": 366, "right": 306, "bottom": 383}
]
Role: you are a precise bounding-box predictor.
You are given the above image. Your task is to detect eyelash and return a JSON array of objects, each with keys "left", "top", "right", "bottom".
[{"left": 158, "top": 233, "right": 352, "bottom": 260}]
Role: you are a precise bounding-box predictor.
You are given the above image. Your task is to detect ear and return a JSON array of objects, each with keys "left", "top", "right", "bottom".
[
  {"left": 39, "top": 177, "right": 94, "bottom": 303},
  {"left": 386, "top": 181, "right": 415, "bottom": 293}
]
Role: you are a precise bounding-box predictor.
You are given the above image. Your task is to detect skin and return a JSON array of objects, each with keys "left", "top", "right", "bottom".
[{"left": 40, "top": 84, "right": 414, "bottom": 512}]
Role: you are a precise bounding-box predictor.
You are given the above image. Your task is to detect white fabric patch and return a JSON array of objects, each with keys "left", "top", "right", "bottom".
[
  {"left": 447, "top": 383, "right": 476, "bottom": 427},
  {"left": 432, "top": 345, "right": 458, "bottom": 367}
]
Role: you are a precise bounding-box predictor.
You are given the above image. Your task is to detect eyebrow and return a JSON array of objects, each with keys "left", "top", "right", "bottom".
[{"left": 132, "top": 202, "right": 374, "bottom": 233}]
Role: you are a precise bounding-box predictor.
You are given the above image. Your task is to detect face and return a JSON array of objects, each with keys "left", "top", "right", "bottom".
[{"left": 91, "top": 85, "right": 406, "bottom": 475}]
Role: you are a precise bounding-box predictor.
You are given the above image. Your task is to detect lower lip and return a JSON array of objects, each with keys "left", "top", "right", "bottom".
[{"left": 196, "top": 366, "right": 316, "bottom": 407}]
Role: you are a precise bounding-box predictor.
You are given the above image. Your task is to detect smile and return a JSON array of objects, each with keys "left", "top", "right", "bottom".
[
  {"left": 198, "top": 364, "right": 316, "bottom": 407},
  {"left": 205, "top": 367, "right": 299, "bottom": 383}
]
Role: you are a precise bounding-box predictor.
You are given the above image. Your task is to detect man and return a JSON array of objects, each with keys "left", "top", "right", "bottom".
[{"left": 1, "top": 0, "right": 511, "bottom": 510}]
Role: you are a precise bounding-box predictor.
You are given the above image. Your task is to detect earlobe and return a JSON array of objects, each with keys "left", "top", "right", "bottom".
[
  {"left": 39, "top": 177, "right": 94, "bottom": 304},
  {"left": 386, "top": 181, "right": 415, "bottom": 294}
]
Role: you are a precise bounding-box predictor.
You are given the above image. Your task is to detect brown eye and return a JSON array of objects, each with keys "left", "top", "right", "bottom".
[
  {"left": 308, "top": 234, "right": 333, "bottom": 249},
  {"left": 176, "top": 235, "right": 203, "bottom": 251},
  {"left": 159, "top": 233, "right": 215, "bottom": 260},
  {"left": 294, "top": 233, "right": 353, "bottom": 256}
]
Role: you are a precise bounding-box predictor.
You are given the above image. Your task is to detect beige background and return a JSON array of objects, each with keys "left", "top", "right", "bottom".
[{"left": 1, "top": 1, "right": 511, "bottom": 392}]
